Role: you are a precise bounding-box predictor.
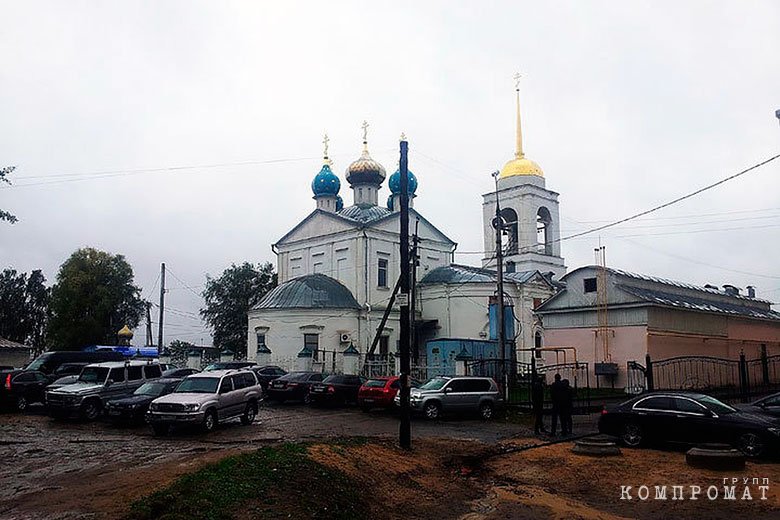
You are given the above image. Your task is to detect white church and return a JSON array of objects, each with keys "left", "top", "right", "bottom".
[{"left": 247, "top": 88, "right": 565, "bottom": 373}]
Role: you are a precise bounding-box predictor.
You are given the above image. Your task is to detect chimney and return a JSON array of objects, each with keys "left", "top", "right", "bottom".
[
  {"left": 723, "top": 284, "right": 740, "bottom": 296},
  {"left": 746, "top": 286, "right": 756, "bottom": 298}
]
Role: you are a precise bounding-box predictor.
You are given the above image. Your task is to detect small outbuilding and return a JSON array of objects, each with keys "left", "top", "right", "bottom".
[{"left": 0, "top": 337, "right": 34, "bottom": 368}]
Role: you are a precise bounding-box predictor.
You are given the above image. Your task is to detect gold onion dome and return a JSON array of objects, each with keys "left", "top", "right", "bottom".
[
  {"left": 117, "top": 325, "right": 133, "bottom": 338},
  {"left": 346, "top": 121, "right": 386, "bottom": 186},
  {"left": 499, "top": 76, "right": 544, "bottom": 179}
]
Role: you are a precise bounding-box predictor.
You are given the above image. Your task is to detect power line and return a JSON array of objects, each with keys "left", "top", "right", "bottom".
[
  {"left": 557, "top": 152, "right": 780, "bottom": 243},
  {"left": 165, "top": 268, "right": 204, "bottom": 300}
]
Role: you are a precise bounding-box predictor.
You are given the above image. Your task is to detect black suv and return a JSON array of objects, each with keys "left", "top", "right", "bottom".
[
  {"left": 251, "top": 365, "right": 287, "bottom": 391},
  {"left": 1, "top": 369, "right": 50, "bottom": 411},
  {"left": 266, "top": 372, "right": 326, "bottom": 404},
  {"left": 309, "top": 375, "right": 366, "bottom": 406}
]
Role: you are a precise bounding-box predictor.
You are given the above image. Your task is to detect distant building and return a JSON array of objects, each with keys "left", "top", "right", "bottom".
[
  {"left": 536, "top": 266, "right": 780, "bottom": 388},
  {"left": 0, "top": 337, "right": 33, "bottom": 368}
]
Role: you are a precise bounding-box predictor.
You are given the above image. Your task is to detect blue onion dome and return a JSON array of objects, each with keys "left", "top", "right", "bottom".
[
  {"left": 387, "top": 194, "right": 394, "bottom": 211},
  {"left": 336, "top": 195, "right": 344, "bottom": 211},
  {"left": 346, "top": 146, "right": 386, "bottom": 186},
  {"left": 388, "top": 168, "right": 418, "bottom": 195},
  {"left": 311, "top": 163, "right": 340, "bottom": 197}
]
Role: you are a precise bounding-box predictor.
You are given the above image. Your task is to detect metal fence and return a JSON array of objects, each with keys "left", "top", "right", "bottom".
[{"left": 627, "top": 353, "right": 780, "bottom": 402}]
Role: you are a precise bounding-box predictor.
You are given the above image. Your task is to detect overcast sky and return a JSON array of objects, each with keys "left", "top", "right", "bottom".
[{"left": 1, "top": 1, "right": 779, "bottom": 346}]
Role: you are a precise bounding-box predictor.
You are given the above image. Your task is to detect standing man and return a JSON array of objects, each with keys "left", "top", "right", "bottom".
[
  {"left": 531, "top": 375, "right": 547, "bottom": 435},
  {"left": 549, "top": 373, "right": 564, "bottom": 436},
  {"left": 561, "top": 378, "right": 574, "bottom": 435}
]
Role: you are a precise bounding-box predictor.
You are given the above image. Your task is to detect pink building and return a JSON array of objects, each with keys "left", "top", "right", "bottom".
[{"left": 535, "top": 266, "right": 780, "bottom": 390}]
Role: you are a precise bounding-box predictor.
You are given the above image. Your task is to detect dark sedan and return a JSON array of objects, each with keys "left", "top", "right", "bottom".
[
  {"left": 737, "top": 392, "right": 780, "bottom": 420},
  {"left": 265, "top": 372, "right": 326, "bottom": 404},
  {"left": 105, "top": 378, "right": 182, "bottom": 424},
  {"left": 599, "top": 392, "right": 780, "bottom": 457},
  {"left": 251, "top": 365, "right": 288, "bottom": 391},
  {"left": 309, "top": 375, "right": 366, "bottom": 406},
  {"left": 1, "top": 369, "right": 50, "bottom": 411}
]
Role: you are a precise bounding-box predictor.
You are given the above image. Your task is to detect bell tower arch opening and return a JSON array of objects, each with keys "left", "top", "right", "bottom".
[
  {"left": 500, "top": 208, "right": 519, "bottom": 255},
  {"left": 537, "top": 206, "right": 552, "bottom": 255}
]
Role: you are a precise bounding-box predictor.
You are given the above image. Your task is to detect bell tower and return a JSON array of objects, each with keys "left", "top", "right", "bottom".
[{"left": 482, "top": 76, "right": 566, "bottom": 279}]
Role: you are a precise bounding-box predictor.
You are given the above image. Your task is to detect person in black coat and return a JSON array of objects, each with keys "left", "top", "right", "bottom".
[
  {"left": 531, "top": 375, "right": 546, "bottom": 435},
  {"left": 560, "top": 378, "right": 574, "bottom": 435},
  {"left": 549, "top": 373, "right": 565, "bottom": 436}
]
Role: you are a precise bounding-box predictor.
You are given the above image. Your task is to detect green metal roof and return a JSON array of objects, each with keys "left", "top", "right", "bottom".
[{"left": 254, "top": 274, "right": 360, "bottom": 310}]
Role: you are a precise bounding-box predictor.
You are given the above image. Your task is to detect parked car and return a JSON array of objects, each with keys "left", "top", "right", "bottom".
[
  {"left": 46, "top": 361, "right": 163, "bottom": 420},
  {"left": 598, "top": 392, "right": 780, "bottom": 457},
  {"left": 105, "top": 378, "right": 182, "bottom": 425},
  {"left": 203, "top": 361, "right": 257, "bottom": 372},
  {"left": 25, "top": 351, "right": 125, "bottom": 376},
  {"left": 736, "top": 392, "right": 780, "bottom": 420},
  {"left": 1, "top": 369, "right": 50, "bottom": 411},
  {"left": 395, "top": 376, "right": 502, "bottom": 420},
  {"left": 265, "top": 371, "right": 326, "bottom": 404},
  {"left": 146, "top": 370, "right": 262, "bottom": 434},
  {"left": 358, "top": 376, "right": 411, "bottom": 411},
  {"left": 163, "top": 367, "right": 200, "bottom": 378},
  {"left": 250, "top": 365, "right": 288, "bottom": 391},
  {"left": 309, "top": 375, "right": 366, "bottom": 406}
]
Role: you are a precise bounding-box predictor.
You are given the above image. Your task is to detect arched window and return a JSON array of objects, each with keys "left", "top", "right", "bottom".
[
  {"left": 534, "top": 331, "right": 543, "bottom": 358},
  {"left": 537, "top": 207, "right": 552, "bottom": 255},
  {"left": 500, "top": 208, "right": 519, "bottom": 254}
]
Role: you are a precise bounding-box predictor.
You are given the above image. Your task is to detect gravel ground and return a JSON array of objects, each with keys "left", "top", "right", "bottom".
[{"left": 0, "top": 404, "right": 599, "bottom": 519}]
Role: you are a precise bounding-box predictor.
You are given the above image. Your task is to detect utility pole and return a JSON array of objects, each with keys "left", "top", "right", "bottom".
[
  {"left": 145, "top": 302, "right": 153, "bottom": 348},
  {"left": 410, "top": 219, "right": 420, "bottom": 363},
  {"left": 492, "top": 171, "right": 508, "bottom": 400},
  {"left": 157, "top": 263, "right": 166, "bottom": 356},
  {"left": 398, "top": 136, "right": 412, "bottom": 450}
]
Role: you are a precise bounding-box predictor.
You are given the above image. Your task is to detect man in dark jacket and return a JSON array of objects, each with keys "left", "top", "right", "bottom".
[
  {"left": 560, "top": 378, "right": 574, "bottom": 435},
  {"left": 549, "top": 373, "right": 565, "bottom": 436},
  {"left": 531, "top": 375, "right": 546, "bottom": 435}
]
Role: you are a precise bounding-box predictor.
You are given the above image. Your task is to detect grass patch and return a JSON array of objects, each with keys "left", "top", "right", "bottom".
[{"left": 128, "top": 443, "right": 369, "bottom": 520}]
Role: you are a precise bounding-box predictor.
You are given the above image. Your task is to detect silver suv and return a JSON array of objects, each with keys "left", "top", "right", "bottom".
[
  {"left": 46, "top": 360, "right": 163, "bottom": 420},
  {"left": 396, "top": 376, "right": 502, "bottom": 420},
  {"left": 146, "top": 369, "right": 262, "bottom": 434}
]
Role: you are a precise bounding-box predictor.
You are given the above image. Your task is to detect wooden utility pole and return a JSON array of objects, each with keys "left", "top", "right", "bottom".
[
  {"left": 157, "top": 263, "right": 166, "bottom": 356},
  {"left": 492, "top": 171, "right": 508, "bottom": 399},
  {"left": 398, "top": 137, "right": 411, "bottom": 450}
]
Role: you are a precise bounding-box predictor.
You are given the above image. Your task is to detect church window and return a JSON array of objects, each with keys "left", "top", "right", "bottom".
[
  {"left": 505, "top": 261, "right": 516, "bottom": 274},
  {"left": 500, "top": 208, "right": 519, "bottom": 255},
  {"left": 313, "top": 262, "right": 323, "bottom": 274},
  {"left": 378, "top": 258, "right": 388, "bottom": 287},
  {"left": 257, "top": 334, "right": 267, "bottom": 349},
  {"left": 304, "top": 333, "right": 319, "bottom": 360},
  {"left": 584, "top": 277, "right": 597, "bottom": 293},
  {"left": 537, "top": 207, "right": 552, "bottom": 255}
]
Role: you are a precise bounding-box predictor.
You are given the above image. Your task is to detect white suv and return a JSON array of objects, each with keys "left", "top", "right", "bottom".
[{"left": 147, "top": 369, "right": 262, "bottom": 434}]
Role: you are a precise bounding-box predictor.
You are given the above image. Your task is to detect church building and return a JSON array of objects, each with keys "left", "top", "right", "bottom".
[{"left": 247, "top": 84, "right": 563, "bottom": 371}]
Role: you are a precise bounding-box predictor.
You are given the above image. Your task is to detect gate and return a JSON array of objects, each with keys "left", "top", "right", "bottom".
[{"left": 626, "top": 360, "right": 647, "bottom": 394}]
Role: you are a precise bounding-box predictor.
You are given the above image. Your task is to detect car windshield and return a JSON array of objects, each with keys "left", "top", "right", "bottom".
[
  {"left": 134, "top": 382, "right": 170, "bottom": 396},
  {"left": 174, "top": 377, "right": 219, "bottom": 394},
  {"left": 697, "top": 395, "right": 737, "bottom": 414},
  {"left": 78, "top": 367, "right": 109, "bottom": 384},
  {"left": 364, "top": 379, "right": 387, "bottom": 388},
  {"left": 419, "top": 378, "right": 449, "bottom": 391},
  {"left": 26, "top": 354, "right": 52, "bottom": 372},
  {"left": 203, "top": 364, "right": 224, "bottom": 371}
]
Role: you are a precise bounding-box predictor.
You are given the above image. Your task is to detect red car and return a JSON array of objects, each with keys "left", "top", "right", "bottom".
[{"left": 358, "top": 376, "right": 402, "bottom": 411}]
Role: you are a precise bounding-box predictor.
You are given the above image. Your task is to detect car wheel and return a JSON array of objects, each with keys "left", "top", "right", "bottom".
[
  {"left": 203, "top": 410, "right": 217, "bottom": 432},
  {"left": 423, "top": 402, "right": 441, "bottom": 420},
  {"left": 621, "top": 423, "right": 643, "bottom": 447},
  {"left": 81, "top": 400, "right": 101, "bottom": 421},
  {"left": 240, "top": 402, "right": 257, "bottom": 425},
  {"left": 736, "top": 432, "right": 765, "bottom": 458},
  {"left": 16, "top": 396, "right": 28, "bottom": 412},
  {"left": 479, "top": 402, "right": 494, "bottom": 420},
  {"left": 151, "top": 424, "right": 169, "bottom": 436}
]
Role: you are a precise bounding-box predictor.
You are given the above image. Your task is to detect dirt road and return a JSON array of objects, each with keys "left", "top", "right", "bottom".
[{"left": 1, "top": 403, "right": 576, "bottom": 519}]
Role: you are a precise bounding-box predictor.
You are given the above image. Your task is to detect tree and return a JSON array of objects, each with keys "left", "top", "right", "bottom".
[
  {"left": 1, "top": 165, "right": 18, "bottom": 224},
  {"left": 200, "top": 262, "right": 277, "bottom": 358},
  {"left": 47, "top": 248, "right": 146, "bottom": 350},
  {"left": 0, "top": 268, "right": 50, "bottom": 350}
]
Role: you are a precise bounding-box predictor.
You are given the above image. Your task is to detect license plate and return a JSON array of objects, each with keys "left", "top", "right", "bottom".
[
  {"left": 313, "top": 388, "right": 324, "bottom": 393},
  {"left": 158, "top": 414, "right": 178, "bottom": 421},
  {"left": 108, "top": 409, "right": 121, "bottom": 416},
  {"left": 363, "top": 398, "right": 374, "bottom": 403}
]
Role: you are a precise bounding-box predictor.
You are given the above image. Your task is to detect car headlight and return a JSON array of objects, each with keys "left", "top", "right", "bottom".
[
  {"left": 768, "top": 427, "right": 780, "bottom": 437},
  {"left": 184, "top": 403, "right": 200, "bottom": 411}
]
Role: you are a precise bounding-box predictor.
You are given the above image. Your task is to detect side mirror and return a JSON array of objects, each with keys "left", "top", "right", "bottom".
[
  {"left": 105, "top": 379, "right": 113, "bottom": 387},
  {"left": 444, "top": 387, "right": 452, "bottom": 393}
]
